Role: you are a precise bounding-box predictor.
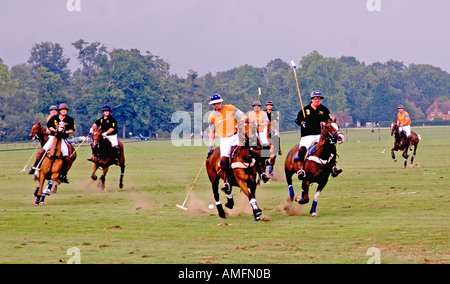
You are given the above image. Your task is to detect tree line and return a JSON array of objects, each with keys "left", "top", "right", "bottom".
[{"left": 1, "top": 40, "right": 450, "bottom": 141}]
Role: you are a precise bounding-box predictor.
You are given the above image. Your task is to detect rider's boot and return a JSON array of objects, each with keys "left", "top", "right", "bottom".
[
  {"left": 29, "top": 149, "right": 46, "bottom": 174},
  {"left": 219, "top": 157, "right": 231, "bottom": 194},
  {"left": 59, "top": 156, "right": 71, "bottom": 184}
]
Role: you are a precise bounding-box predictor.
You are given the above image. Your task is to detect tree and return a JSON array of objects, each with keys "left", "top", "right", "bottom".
[
  {"left": 299, "top": 51, "right": 347, "bottom": 112},
  {"left": 28, "top": 42, "right": 71, "bottom": 84}
]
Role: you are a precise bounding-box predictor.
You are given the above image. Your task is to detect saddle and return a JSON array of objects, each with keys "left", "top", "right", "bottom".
[
  {"left": 304, "top": 143, "right": 335, "bottom": 165},
  {"left": 217, "top": 146, "right": 257, "bottom": 170}
]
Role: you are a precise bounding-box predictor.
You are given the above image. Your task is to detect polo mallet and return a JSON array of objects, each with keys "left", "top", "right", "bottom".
[
  {"left": 21, "top": 143, "right": 40, "bottom": 172},
  {"left": 70, "top": 134, "right": 90, "bottom": 158},
  {"left": 176, "top": 159, "right": 207, "bottom": 211},
  {"left": 380, "top": 134, "right": 393, "bottom": 154},
  {"left": 258, "top": 87, "right": 262, "bottom": 103},
  {"left": 290, "top": 59, "right": 306, "bottom": 118}
]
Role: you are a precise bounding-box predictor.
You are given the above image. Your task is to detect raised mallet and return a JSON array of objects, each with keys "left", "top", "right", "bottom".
[
  {"left": 176, "top": 159, "right": 207, "bottom": 211},
  {"left": 290, "top": 59, "right": 306, "bottom": 117}
]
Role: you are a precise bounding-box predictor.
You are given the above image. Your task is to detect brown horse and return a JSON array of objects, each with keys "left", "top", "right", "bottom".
[
  {"left": 90, "top": 127, "right": 125, "bottom": 190},
  {"left": 206, "top": 121, "right": 263, "bottom": 220},
  {"left": 29, "top": 121, "right": 77, "bottom": 193},
  {"left": 390, "top": 122, "right": 420, "bottom": 168},
  {"left": 284, "top": 119, "right": 344, "bottom": 216},
  {"left": 29, "top": 121, "right": 49, "bottom": 147},
  {"left": 34, "top": 130, "right": 65, "bottom": 205}
]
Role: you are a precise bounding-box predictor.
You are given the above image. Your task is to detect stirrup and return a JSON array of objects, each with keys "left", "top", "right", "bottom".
[
  {"left": 297, "top": 169, "right": 305, "bottom": 180},
  {"left": 221, "top": 183, "right": 231, "bottom": 195},
  {"left": 260, "top": 173, "right": 270, "bottom": 183},
  {"left": 332, "top": 167, "right": 342, "bottom": 177}
]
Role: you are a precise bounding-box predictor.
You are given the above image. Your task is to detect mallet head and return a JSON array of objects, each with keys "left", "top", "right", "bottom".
[{"left": 290, "top": 59, "right": 296, "bottom": 68}]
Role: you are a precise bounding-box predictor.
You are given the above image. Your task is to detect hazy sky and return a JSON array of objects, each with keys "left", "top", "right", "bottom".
[{"left": 1, "top": 0, "right": 449, "bottom": 76}]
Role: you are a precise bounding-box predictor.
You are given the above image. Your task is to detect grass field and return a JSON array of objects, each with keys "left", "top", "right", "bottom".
[{"left": 0, "top": 127, "right": 449, "bottom": 264}]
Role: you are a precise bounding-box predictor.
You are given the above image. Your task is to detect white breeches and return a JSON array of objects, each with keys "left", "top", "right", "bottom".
[
  {"left": 219, "top": 134, "right": 239, "bottom": 157},
  {"left": 258, "top": 128, "right": 269, "bottom": 146},
  {"left": 43, "top": 136, "right": 69, "bottom": 156},
  {"left": 299, "top": 134, "right": 321, "bottom": 149},
  {"left": 399, "top": 125, "right": 411, "bottom": 137},
  {"left": 105, "top": 134, "right": 119, "bottom": 147}
]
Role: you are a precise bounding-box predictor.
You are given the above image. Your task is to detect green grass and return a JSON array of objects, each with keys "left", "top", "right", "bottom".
[{"left": 0, "top": 127, "right": 449, "bottom": 264}]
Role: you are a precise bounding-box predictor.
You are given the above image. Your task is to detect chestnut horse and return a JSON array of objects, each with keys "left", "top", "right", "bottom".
[
  {"left": 29, "top": 121, "right": 49, "bottom": 147},
  {"left": 90, "top": 127, "right": 125, "bottom": 190},
  {"left": 34, "top": 130, "right": 65, "bottom": 205},
  {"left": 390, "top": 122, "right": 420, "bottom": 168},
  {"left": 284, "top": 119, "right": 344, "bottom": 216},
  {"left": 206, "top": 121, "right": 263, "bottom": 220},
  {"left": 29, "top": 121, "right": 76, "bottom": 195}
]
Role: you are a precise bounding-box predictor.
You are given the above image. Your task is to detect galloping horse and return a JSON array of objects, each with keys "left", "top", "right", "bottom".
[
  {"left": 34, "top": 130, "right": 65, "bottom": 205},
  {"left": 29, "top": 121, "right": 76, "bottom": 195},
  {"left": 390, "top": 122, "right": 420, "bottom": 168},
  {"left": 90, "top": 127, "right": 125, "bottom": 190},
  {"left": 206, "top": 120, "right": 263, "bottom": 221},
  {"left": 284, "top": 119, "right": 344, "bottom": 216}
]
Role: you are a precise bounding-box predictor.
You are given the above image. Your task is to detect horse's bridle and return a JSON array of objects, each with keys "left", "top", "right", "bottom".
[{"left": 321, "top": 122, "right": 344, "bottom": 144}]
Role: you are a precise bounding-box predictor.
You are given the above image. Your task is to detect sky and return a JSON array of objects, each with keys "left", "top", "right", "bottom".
[{"left": 0, "top": 0, "right": 449, "bottom": 77}]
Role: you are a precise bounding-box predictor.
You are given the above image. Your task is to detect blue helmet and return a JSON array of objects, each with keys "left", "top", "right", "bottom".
[
  {"left": 310, "top": 90, "right": 324, "bottom": 99},
  {"left": 209, "top": 94, "right": 224, "bottom": 105},
  {"left": 101, "top": 104, "right": 112, "bottom": 111}
]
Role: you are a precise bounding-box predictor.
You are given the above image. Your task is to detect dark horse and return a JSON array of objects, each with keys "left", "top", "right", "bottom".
[
  {"left": 206, "top": 121, "right": 263, "bottom": 221},
  {"left": 34, "top": 130, "right": 66, "bottom": 205},
  {"left": 90, "top": 126, "right": 125, "bottom": 190},
  {"left": 29, "top": 121, "right": 76, "bottom": 195},
  {"left": 390, "top": 122, "right": 420, "bottom": 168},
  {"left": 284, "top": 119, "right": 344, "bottom": 216}
]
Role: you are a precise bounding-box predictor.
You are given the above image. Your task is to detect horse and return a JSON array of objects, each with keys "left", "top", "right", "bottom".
[
  {"left": 90, "top": 127, "right": 125, "bottom": 190},
  {"left": 390, "top": 122, "right": 420, "bottom": 168},
  {"left": 29, "top": 121, "right": 77, "bottom": 194},
  {"left": 284, "top": 119, "right": 344, "bottom": 216},
  {"left": 206, "top": 120, "right": 263, "bottom": 221},
  {"left": 34, "top": 130, "right": 66, "bottom": 205},
  {"left": 259, "top": 124, "right": 278, "bottom": 179},
  {"left": 29, "top": 121, "right": 49, "bottom": 147}
]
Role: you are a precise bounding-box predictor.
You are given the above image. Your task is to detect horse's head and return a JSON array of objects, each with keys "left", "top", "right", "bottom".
[
  {"left": 390, "top": 122, "right": 399, "bottom": 136},
  {"left": 30, "top": 121, "right": 44, "bottom": 140},
  {"left": 91, "top": 126, "right": 103, "bottom": 148},
  {"left": 320, "top": 118, "right": 344, "bottom": 145},
  {"left": 237, "top": 118, "right": 258, "bottom": 147}
]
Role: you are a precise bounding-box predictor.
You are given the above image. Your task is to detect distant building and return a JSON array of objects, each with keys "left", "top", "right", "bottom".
[
  {"left": 334, "top": 110, "right": 353, "bottom": 126},
  {"left": 426, "top": 100, "right": 450, "bottom": 120}
]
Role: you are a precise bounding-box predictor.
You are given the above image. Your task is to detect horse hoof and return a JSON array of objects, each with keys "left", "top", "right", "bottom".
[
  {"left": 91, "top": 175, "right": 98, "bottom": 181},
  {"left": 225, "top": 198, "right": 234, "bottom": 209},
  {"left": 253, "top": 208, "right": 262, "bottom": 221},
  {"left": 297, "top": 198, "right": 309, "bottom": 205},
  {"left": 217, "top": 204, "right": 226, "bottom": 219},
  {"left": 119, "top": 184, "right": 123, "bottom": 189},
  {"left": 311, "top": 212, "right": 318, "bottom": 217}
]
